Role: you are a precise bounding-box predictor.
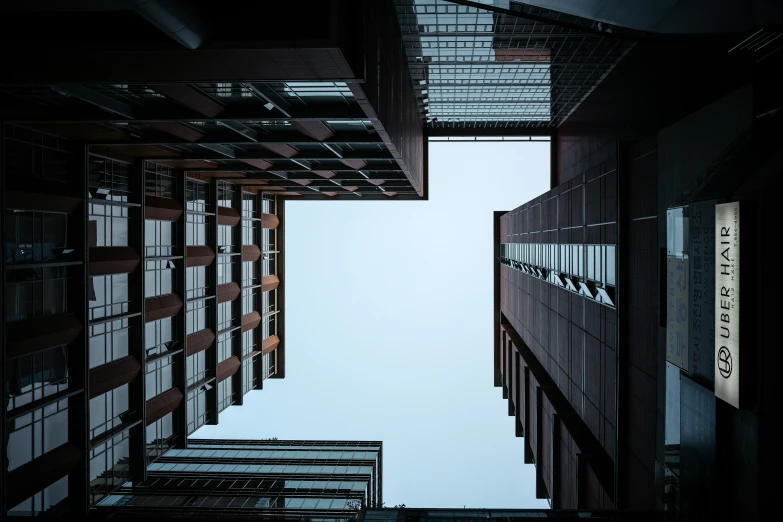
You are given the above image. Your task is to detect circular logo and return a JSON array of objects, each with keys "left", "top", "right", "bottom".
[{"left": 717, "top": 347, "right": 732, "bottom": 378}]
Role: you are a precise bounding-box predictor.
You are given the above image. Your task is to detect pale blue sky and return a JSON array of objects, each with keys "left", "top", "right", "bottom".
[{"left": 193, "top": 141, "right": 551, "bottom": 508}]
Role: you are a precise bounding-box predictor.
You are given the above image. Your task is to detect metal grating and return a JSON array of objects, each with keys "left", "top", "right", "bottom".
[{"left": 394, "top": 0, "right": 634, "bottom": 129}]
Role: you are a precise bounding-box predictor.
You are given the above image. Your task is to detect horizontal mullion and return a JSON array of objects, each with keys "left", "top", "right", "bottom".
[
  {"left": 89, "top": 419, "right": 142, "bottom": 450},
  {"left": 7, "top": 387, "right": 84, "bottom": 422},
  {"left": 187, "top": 294, "right": 216, "bottom": 304},
  {"left": 6, "top": 260, "right": 83, "bottom": 269},
  {"left": 88, "top": 198, "right": 142, "bottom": 208},
  {"left": 146, "top": 348, "right": 185, "bottom": 366},
  {"left": 89, "top": 311, "right": 142, "bottom": 326}
]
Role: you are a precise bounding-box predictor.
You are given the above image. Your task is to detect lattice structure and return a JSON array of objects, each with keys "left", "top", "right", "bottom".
[{"left": 395, "top": 0, "right": 634, "bottom": 130}]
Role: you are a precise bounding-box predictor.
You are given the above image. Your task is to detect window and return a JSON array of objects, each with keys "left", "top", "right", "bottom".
[
  {"left": 217, "top": 302, "right": 233, "bottom": 331},
  {"left": 89, "top": 319, "right": 131, "bottom": 369},
  {"left": 146, "top": 357, "right": 174, "bottom": 401},
  {"left": 242, "top": 261, "right": 256, "bottom": 288},
  {"left": 9, "top": 476, "right": 68, "bottom": 515},
  {"left": 187, "top": 388, "right": 209, "bottom": 434},
  {"left": 217, "top": 254, "right": 233, "bottom": 284},
  {"left": 6, "top": 346, "right": 69, "bottom": 409},
  {"left": 89, "top": 204, "right": 130, "bottom": 247},
  {"left": 218, "top": 337, "right": 233, "bottom": 365},
  {"left": 218, "top": 181, "right": 235, "bottom": 207},
  {"left": 145, "top": 220, "right": 175, "bottom": 257},
  {"left": 242, "top": 192, "right": 256, "bottom": 219},
  {"left": 5, "top": 266, "right": 68, "bottom": 321},
  {"left": 89, "top": 157, "right": 132, "bottom": 201},
  {"left": 5, "top": 211, "right": 68, "bottom": 264},
  {"left": 218, "top": 378, "right": 233, "bottom": 412},
  {"left": 186, "top": 266, "right": 208, "bottom": 300},
  {"left": 90, "top": 273, "right": 130, "bottom": 320},
  {"left": 263, "top": 253, "right": 276, "bottom": 277},
  {"left": 145, "top": 260, "right": 175, "bottom": 298},
  {"left": 187, "top": 180, "right": 209, "bottom": 213},
  {"left": 242, "top": 217, "right": 256, "bottom": 245},
  {"left": 262, "top": 351, "right": 276, "bottom": 380},
  {"left": 261, "top": 194, "right": 275, "bottom": 215},
  {"left": 144, "top": 162, "right": 177, "bottom": 198},
  {"left": 146, "top": 411, "right": 175, "bottom": 463},
  {"left": 145, "top": 316, "right": 175, "bottom": 356},
  {"left": 186, "top": 213, "right": 208, "bottom": 246},
  {"left": 187, "top": 351, "right": 207, "bottom": 387},
  {"left": 242, "top": 287, "right": 256, "bottom": 316},
  {"left": 186, "top": 299, "right": 208, "bottom": 335},
  {"left": 216, "top": 82, "right": 232, "bottom": 97},
  {"left": 242, "top": 357, "right": 256, "bottom": 394},
  {"left": 89, "top": 432, "right": 131, "bottom": 506},
  {"left": 89, "top": 384, "right": 130, "bottom": 440},
  {"left": 7, "top": 400, "right": 69, "bottom": 472},
  {"left": 4, "top": 125, "right": 69, "bottom": 183}
]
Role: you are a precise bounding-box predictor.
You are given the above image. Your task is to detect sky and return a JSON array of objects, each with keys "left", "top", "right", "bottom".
[{"left": 193, "top": 140, "right": 551, "bottom": 508}]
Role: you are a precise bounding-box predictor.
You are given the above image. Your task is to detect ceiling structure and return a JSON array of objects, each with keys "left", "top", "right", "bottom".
[
  {"left": 0, "top": 81, "right": 418, "bottom": 199},
  {"left": 395, "top": 0, "right": 636, "bottom": 130}
]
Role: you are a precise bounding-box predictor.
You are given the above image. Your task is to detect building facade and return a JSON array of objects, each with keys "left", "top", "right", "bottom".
[
  {"left": 0, "top": 1, "right": 423, "bottom": 516},
  {"left": 3, "top": 138, "right": 284, "bottom": 514},
  {"left": 92, "top": 439, "right": 382, "bottom": 519},
  {"left": 493, "top": 13, "right": 783, "bottom": 520}
]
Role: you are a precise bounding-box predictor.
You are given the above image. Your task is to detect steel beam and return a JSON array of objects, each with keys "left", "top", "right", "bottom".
[
  {"left": 0, "top": 47, "right": 357, "bottom": 84},
  {"left": 219, "top": 120, "right": 258, "bottom": 142},
  {"left": 0, "top": 100, "right": 368, "bottom": 123},
  {"left": 50, "top": 85, "right": 135, "bottom": 118},
  {"left": 128, "top": 158, "right": 148, "bottom": 483},
  {"left": 85, "top": 130, "right": 383, "bottom": 146},
  {"left": 198, "top": 143, "right": 235, "bottom": 158},
  {"left": 143, "top": 149, "right": 392, "bottom": 162},
  {"left": 243, "top": 83, "right": 292, "bottom": 118}
]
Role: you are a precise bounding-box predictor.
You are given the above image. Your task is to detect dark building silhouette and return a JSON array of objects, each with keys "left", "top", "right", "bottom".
[
  {"left": 493, "top": 7, "right": 783, "bottom": 521},
  {"left": 91, "top": 439, "right": 382, "bottom": 519},
  {"left": 0, "top": 1, "right": 426, "bottom": 515}
]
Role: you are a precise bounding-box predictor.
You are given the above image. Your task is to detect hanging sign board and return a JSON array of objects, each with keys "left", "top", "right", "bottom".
[{"left": 714, "top": 202, "right": 740, "bottom": 408}]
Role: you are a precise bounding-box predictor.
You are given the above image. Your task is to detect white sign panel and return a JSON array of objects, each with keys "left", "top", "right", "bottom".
[{"left": 714, "top": 202, "right": 740, "bottom": 408}]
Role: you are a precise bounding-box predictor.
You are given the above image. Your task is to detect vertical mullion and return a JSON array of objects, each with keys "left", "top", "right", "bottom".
[
  {"left": 274, "top": 195, "right": 285, "bottom": 379},
  {"left": 66, "top": 143, "right": 89, "bottom": 516},
  {"left": 208, "top": 179, "right": 219, "bottom": 424},
  {"left": 232, "top": 186, "right": 243, "bottom": 405},
  {"left": 129, "top": 159, "right": 147, "bottom": 481},
  {"left": 173, "top": 168, "right": 188, "bottom": 444},
  {"left": 0, "top": 123, "right": 6, "bottom": 516},
  {"left": 254, "top": 193, "right": 264, "bottom": 389}
]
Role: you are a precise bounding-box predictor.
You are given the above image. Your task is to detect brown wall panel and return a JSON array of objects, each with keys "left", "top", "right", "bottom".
[
  {"left": 144, "top": 293, "right": 183, "bottom": 323},
  {"left": 216, "top": 356, "right": 240, "bottom": 383},
  {"left": 217, "top": 206, "right": 240, "bottom": 227},
  {"left": 241, "top": 244, "right": 261, "bottom": 262},
  {"left": 186, "top": 328, "right": 215, "bottom": 356},
  {"left": 89, "top": 356, "right": 141, "bottom": 399},
  {"left": 145, "top": 387, "right": 184, "bottom": 426},
  {"left": 5, "top": 313, "right": 83, "bottom": 360},
  {"left": 261, "top": 335, "right": 280, "bottom": 356},
  {"left": 88, "top": 246, "right": 141, "bottom": 276},
  {"left": 217, "top": 282, "right": 240, "bottom": 304},
  {"left": 145, "top": 195, "right": 183, "bottom": 222},
  {"left": 261, "top": 213, "right": 279, "bottom": 229},
  {"left": 241, "top": 311, "right": 261, "bottom": 333},
  {"left": 186, "top": 245, "right": 215, "bottom": 267},
  {"left": 261, "top": 275, "right": 279, "bottom": 292},
  {"left": 6, "top": 442, "right": 83, "bottom": 509}
]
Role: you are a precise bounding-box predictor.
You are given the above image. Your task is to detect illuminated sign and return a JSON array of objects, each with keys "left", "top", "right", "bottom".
[{"left": 714, "top": 202, "right": 740, "bottom": 408}]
